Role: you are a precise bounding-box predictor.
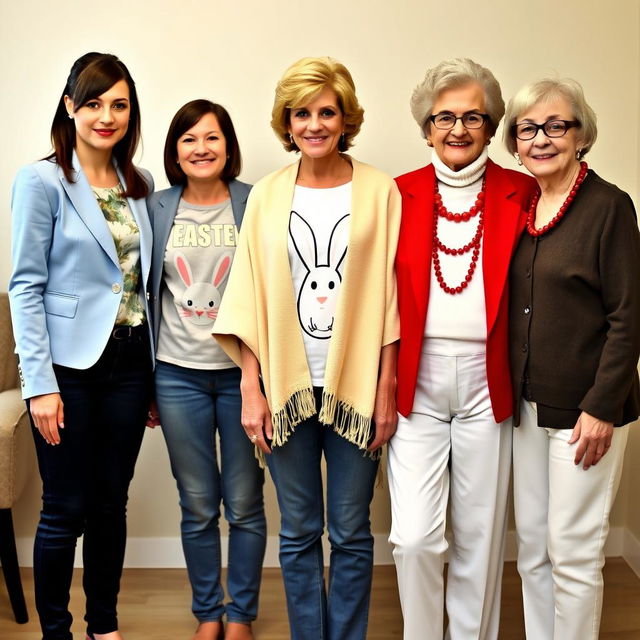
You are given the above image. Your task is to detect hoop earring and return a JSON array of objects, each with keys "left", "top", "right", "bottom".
[{"left": 515, "top": 152, "right": 523, "bottom": 166}]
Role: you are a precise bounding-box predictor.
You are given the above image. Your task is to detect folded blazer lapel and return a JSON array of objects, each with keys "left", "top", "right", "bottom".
[
  {"left": 483, "top": 161, "right": 524, "bottom": 335},
  {"left": 229, "top": 179, "right": 248, "bottom": 228},
  {"left": 116, "top": 164, "right": 152, "bottom": 287},
  {"left": 151, "top": 187, "right": 181, "bottom": 287},
  {"left": 59, "top": 162, "right": 120, "bottom": 268},
  {"left": 403, "top": 166, "right": 435, "bottom": 321}
]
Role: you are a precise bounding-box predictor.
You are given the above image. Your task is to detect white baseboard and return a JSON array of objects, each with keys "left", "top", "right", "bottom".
[
  {"left": 15, "top": 527, "right": 627, "bottom": 569},
  {"left": 15, "top": 533, "right": 395, "bottom": 569}
]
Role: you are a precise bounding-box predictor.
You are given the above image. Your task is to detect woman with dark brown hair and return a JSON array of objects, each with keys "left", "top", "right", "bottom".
[
  {"left": 148, "top": 100, "right": 265, "bottom": 640},
  {"left": 9, "top": 52, "right": 153, "bottom": 640}
]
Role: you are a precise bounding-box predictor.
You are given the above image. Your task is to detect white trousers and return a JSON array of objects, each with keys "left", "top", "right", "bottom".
[
  {"left": 388, "top": 340, "right": 511, "bottom": 640},
  {"left": 513, "top": 400, "right": 628, "bottom": 640}
]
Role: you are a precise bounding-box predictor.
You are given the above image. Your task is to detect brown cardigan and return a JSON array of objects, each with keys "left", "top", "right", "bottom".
[{"left": 510, "top": 170, "right": 640, "bottom": 428}]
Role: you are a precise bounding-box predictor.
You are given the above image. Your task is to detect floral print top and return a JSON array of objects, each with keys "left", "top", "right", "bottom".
[{"left": 92, "top": 185, "right": 146, "bottom": 326}]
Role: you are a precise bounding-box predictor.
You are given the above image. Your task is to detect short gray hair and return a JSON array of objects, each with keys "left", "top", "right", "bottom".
[
  {"left": 410, "top": 58, "right": 505, "bottom": 137},
  {"left": 503, "top": 77, "right": 597, "bottom": 159}
]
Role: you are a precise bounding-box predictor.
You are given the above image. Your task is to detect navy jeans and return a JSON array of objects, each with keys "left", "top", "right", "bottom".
[
  {"left": 30, "top": 328, "right": 152, "bottom": 640},
  {"left": 266, "top": 389, "right": 379, "bottom": 640},
  {"left": 155, "top": 362, "right": 266, "bottom": 623}
]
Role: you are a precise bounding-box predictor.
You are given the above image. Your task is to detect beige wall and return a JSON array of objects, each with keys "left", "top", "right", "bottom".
[{"left": 2, "top": 0, "right": 639, "bottom": 549}]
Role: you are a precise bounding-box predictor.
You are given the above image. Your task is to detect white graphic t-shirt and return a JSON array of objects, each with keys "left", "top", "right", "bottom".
[
  {"left": 157, "top": 198, "right": 237, "bottom": 369},
  {"left": 288, "top": 183, "right": 351, "bottom": 385}
]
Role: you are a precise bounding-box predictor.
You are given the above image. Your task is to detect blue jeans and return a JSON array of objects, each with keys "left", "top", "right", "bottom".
[
  {"left": 30, "top": 328, "right": 153, "bottom": 640},
  {"left": 266, "top": 389, "right": 379, "bottom": 640},
  {"left": 154, "top": 362, "right": 266, "bottom": 623}
]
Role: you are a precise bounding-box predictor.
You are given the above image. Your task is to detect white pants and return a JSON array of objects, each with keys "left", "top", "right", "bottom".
[
  {"left": 513, "top": 400, "right": 628, "bottom": 640},
  {"left": 388, "top": 340, "right": 511, "bottom": 640}
]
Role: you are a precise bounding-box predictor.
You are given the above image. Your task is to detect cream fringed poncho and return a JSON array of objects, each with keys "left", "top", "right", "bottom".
[{"left": 213, "top": 157, "right": 401, "bottom": 451}]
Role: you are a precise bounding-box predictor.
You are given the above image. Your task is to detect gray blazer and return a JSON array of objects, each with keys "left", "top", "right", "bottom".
[{"left": 147, "top": 179, "right": 251, "bottom": 353}]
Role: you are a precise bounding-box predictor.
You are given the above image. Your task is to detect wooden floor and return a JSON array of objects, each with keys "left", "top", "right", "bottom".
[{"left": 1, "top": 560, "right": 639, "bottom": 638}]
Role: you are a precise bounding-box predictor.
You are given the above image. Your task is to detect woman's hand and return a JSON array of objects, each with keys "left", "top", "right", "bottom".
[
  {"left": 240, "top": 341, "right": 272, "bottom": 454},
  {"left": 146, "top": 399, "right": 161, "bottom": 428},
  {"left": 29, "top": 393, "right": 64, "bottom": 445},
  {"left": 368, "top": 375, "right": 398, "bottom": 452},
  {"left": 568, "top": 411, "right": 614, "bottom": 469},
  {"left": 368, "top": 342, "right": 399, "bottom": 452},
  {"left": 240, "top": 383, "right": 272, "bottom": 455}
]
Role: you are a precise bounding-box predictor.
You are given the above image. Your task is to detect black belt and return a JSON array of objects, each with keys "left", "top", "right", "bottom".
[{"left": 111, "top": 323, "right": 148, "bottom": 340}]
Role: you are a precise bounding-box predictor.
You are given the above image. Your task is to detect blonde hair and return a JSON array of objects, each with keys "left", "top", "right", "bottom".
[
  {"left": 504, "top": 77, "right": 597, "bottom": 158},
  {"left": 410, "top": 57, "right": 505, "bottom": 137},
  {"left": 271, "top": 57, "right": 364, "bottom": 152}
]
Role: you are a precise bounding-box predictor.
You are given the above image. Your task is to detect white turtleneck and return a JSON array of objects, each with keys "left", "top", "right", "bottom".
[{"left": 425, "top": 147, "right": 488, "bottom": 343}]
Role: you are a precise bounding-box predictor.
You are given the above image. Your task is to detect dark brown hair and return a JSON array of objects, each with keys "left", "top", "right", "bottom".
[
  {"left": 163, "top": 100, "right": 242, "bottom": 186},
  {"left": 48, "top": 52, "right": 148, "bottom": 199}
]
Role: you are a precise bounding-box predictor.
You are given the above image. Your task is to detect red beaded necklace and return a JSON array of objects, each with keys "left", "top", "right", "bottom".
[
  {"left": 432, "top": 180, "right": 486, "bottom": 295},
  {"left": 526, "top": 162, "right": 589, "bottom": 237}
]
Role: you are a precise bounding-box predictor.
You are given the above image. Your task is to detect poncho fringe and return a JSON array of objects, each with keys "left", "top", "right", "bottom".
[{"left": 213, "top": 157, "right": 401, "bottom": 456}]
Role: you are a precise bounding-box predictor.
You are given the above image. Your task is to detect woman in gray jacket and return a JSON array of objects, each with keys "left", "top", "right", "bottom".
[{"left": 147, "top": 100, "right": 265, "bottom": 640}]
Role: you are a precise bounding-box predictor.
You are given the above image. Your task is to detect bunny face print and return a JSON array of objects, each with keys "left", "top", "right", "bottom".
[
  {"left": 287, "top": 182, "right": 352, "bottom": 384},
  {"left": 156, "top": 198, "right": 238, "bottom": 369},
  {"left": 174, "top": 251, "right": 231, "bottom": 326},
  {"left": 290, "top": 211, "right": 349, "bottom": 338}
]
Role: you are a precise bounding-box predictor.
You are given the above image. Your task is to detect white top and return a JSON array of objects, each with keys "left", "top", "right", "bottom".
[
  {"left": 288, "top": 183, "right": 351, "bottom": 385},
  {"left": 425, "top": 147, "right": 488, "bottom": 342},
  {"left": 157, "top": 198, "right": 237, "bottom": 369}
]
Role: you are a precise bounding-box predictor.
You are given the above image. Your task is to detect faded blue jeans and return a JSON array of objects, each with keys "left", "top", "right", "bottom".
[
  {"left": 155, "top": 362, "right": 266, "bottom": 623},
  {"left": 266, "top": 388, "right": 379, "bottom": 640}
]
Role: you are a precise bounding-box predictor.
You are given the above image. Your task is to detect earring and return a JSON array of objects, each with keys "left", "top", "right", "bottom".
[
  {"left": 340, "top": 132, "right": 345, "bottom": 147},
  {"left": 576, "top": 149, "right": 582, "bottom": 160},
  {"left": 515, "top": 152, "right": 523, "bottom": 166},
  {"left": 68, "top": 114, "right": 74, "bottom": 120},
  {"left": 426, "top": 139, "right": 433, "bottom": 147}
]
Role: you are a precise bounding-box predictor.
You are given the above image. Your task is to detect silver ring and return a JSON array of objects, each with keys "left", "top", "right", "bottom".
[{"left": 249, "top": 434, "right": 259, "bottom": 443}]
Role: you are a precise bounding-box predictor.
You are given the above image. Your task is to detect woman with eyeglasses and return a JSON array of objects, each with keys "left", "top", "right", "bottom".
[
  {"left": 389, "top": 58, "right": 535, "bottom": 639},
  {"left": 503, "top": 78, "right": 640, "bottom": 640}
]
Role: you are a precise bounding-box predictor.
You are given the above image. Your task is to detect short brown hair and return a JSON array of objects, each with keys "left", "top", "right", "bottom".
[
  {"left": 164, "top": 100, "right": 242, "bottom": 186},
  {"left": 271, "top": 57, "right": 364, "bottom": 153}
]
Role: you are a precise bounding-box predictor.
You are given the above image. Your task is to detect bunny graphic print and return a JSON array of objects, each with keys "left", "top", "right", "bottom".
[
  {"left": 156, "top": 198, "right": 238, "bottom": 369},
  {"left": 288, "top": 183, "right": 351, "bottom": 385}
]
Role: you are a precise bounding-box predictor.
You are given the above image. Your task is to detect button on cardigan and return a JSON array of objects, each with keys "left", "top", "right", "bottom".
[{"left": 509, "top": 170, "right": 640, "bottom": 428}]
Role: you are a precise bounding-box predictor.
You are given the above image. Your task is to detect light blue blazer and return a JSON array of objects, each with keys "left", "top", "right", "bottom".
[
  {"left": 8, "top": 153, "right": 154, "bottom": 399},
  {"left": 147, "top": 179, "right": 251, "bottom": 354}
]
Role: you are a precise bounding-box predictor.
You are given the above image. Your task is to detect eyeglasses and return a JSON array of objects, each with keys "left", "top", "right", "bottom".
[
  {"left": 428, "top": 111, "right": 489, "bottom": 130},
  {"left": 513, "top": 119, "right": 580, "bottom": 141}
]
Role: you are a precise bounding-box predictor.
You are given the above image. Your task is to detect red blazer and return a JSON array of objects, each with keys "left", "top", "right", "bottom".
[{"left": 395, "top": 160, "right": 535, "bottom": 422}]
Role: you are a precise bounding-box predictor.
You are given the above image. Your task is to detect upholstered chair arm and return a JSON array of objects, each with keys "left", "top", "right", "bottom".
[{"left": 0, "top": 389, "right": 30, "bottom": 509}]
